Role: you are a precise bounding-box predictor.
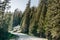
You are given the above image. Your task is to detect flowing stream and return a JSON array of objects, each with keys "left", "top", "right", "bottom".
[{"left": 9, "top": 31, "right": 47, "bottom": 40}]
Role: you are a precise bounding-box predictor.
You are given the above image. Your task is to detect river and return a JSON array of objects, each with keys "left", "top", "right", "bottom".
[{"left": 9, "top": 31, "right": 48, "bottom": 40}]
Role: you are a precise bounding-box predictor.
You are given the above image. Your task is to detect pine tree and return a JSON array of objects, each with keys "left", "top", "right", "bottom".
[
  {"left": 0, "top": 0, "right": 10, "bottom": 31},
  {"left": 5, "top": 12, "right": 13, "bottom": 31},
  {"left": 29, "top": 7, "right": 37, "bottom": 36},
  {"left": 20, "top": 0, "right": 31, "bottom": 34},
  {"left": 13, "top": 9, "right": 22, "bottom": 27},
  {"left": 37, "top": 0, "right": 47, "bottom": 38},
  {"left": 44, "top": 0, "right": 60, "bottom": 40},
  {"left": 0, "top": 0, "right": 10, "bottom": 40},
  {"left": 20, "top": 0, "right": 60, "bottom": 40}
]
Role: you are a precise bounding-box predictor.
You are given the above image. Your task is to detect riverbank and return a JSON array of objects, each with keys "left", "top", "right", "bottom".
[{"left": 9, "top": 31, "right": 48, "bottom": 40}]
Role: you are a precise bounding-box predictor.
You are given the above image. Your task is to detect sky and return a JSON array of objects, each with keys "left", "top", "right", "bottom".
[{"left": 8, "top": 0, "right": 39, "bottom": 12}]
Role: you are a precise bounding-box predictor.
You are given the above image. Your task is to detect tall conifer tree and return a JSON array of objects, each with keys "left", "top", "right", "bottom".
[
  {"left": 0, "top": 0, "right": 10, "bottom": 40},
  {"left": 20, "top": 0, "right": 31, "bottom": 34}
]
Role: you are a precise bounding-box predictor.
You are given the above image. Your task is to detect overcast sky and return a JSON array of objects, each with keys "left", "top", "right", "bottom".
[{"left": 8, "top": 0, "right": 39, "bottom": 12}]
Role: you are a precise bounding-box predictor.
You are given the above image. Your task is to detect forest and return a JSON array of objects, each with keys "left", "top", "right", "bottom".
[{"left": 0, "top": 0, "right": 60, "bottom": 40}]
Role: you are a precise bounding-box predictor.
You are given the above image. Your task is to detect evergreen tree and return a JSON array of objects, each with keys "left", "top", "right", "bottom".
[
  {"left": 37, "top": 0, "right": 47, "bottom": 38},
  {"left": 13, "top": 9, "right": 22, "bottom": 27},
  {"left": 20, "top": 0, "right": 31, "bottom": 34},
  {"left": 29, "top": 7, "right": 37, "bottom": 36},
  {"left": 5, "top": 12, "right": 13, "bottom": 31},
  {"left": 0, "top": 0, "right": 10, "bottom": 30},
  {"left": 45, "top": 0, "right": 60, "bottom": 40},
  {"left": 0, "top": 0, "right": 10, "bottom": 40},
  {"left": 20, "top": 0, "right": 60, "bottom": 40}
]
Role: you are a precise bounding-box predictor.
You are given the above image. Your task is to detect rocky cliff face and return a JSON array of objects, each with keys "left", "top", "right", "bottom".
[{"left": 20, "top": 0, "right": 60, "bottom": 40}]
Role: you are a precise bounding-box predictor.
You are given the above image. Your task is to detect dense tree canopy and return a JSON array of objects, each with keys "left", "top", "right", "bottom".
[
  {"left": 0, "top": 0, "right": 60, "bottom": 40},
  {"left": 20, "top": 0, "right": 60, "bottom": 40}
]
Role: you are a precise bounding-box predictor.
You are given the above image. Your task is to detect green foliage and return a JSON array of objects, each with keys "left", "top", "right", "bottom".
[
  {"left": 44, "top": 0, "right": 60, "bottom": 40},
  {"left": 20, "top": 0, "right": 31, "bottom": 34},
  {"left": 29, "top": 7, "right": 37, "bottom": 36},
  {"left": 20, "top": 0, "right": 60, "bottom": 40},
  {"left": 4, "top": 12, "right": 13, "bottom": 31},
  {"left": 0, "top": 28, "right": 16, "bottom": 40},
  {"left": 13, "top": 9, "right": 22, "bottom": 27},
  {"left": 0, "top": 0, "right": 12, "bottom": 40}
]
